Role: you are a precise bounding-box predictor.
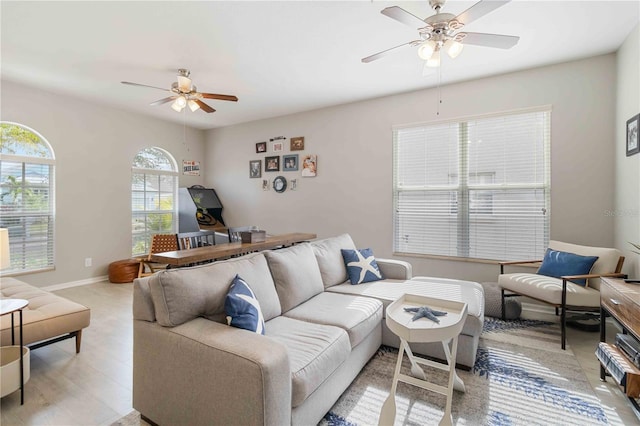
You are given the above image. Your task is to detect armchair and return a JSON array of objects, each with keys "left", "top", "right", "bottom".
[{"left": 498, "top": 240, "right": 625, "bottom": 349}]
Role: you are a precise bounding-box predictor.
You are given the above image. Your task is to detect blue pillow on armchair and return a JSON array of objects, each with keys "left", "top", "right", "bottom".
[
  {"left": 341, "top": 248, "right": 383, "bottom": 285},
  {"left": 537, "top": 249, "right": 599, "bottom": 286},
  {"left": 224, "top": 275, "right": 265, "bottom": 335}
]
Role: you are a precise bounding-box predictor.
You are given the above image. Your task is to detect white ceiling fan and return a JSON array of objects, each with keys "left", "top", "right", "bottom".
[
  {"left": 362, "top": 0, "right": 520, "bottom": 68},
  {"left": 121, "top": 69, "right": 238, "bottom": 113}
]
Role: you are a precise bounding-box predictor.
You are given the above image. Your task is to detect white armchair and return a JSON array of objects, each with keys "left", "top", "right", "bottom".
[{"left": 498, "top": 240, "right": 625, "bottom": 349}]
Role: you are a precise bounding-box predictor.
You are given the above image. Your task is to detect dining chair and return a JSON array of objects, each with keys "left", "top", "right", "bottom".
[
  {"left": 177, "top": 231, "right": 217, "bottom": 250},
  {"left": 138, "top": 234, "right": 179, "bottom": 278},
  {"left": 227, "top": 226, "right": 258, "bottom": 243}
]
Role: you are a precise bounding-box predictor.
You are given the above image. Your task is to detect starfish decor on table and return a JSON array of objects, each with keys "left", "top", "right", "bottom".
[{"left": 404, "top": 306, "right": 448, "bottom": 323}]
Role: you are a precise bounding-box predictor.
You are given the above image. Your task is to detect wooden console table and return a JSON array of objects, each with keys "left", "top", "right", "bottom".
[
  {"left": 599, "top": 276, "right": 640, "bottom": 416},
  {"left": 150, "top": 232, "right": 316, "bottom": 267}
]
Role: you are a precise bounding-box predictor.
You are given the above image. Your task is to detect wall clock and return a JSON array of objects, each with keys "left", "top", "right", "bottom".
[{"left": 273, "top": 176, "right": 287, "bottom": 193}]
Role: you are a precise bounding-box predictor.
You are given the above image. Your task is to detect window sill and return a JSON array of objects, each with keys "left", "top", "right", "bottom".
[{"left": 392, "top": 252, "right": 539, "bottom": 268}]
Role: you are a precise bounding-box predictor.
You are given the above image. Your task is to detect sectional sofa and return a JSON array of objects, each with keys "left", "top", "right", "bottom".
[{"left": 132, "top": 233, "right": 484, "bottom": 425}]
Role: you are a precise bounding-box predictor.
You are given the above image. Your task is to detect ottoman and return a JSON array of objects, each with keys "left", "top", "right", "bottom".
[
  {"left": 108, "top": 259, "right": 140, "bottom": 283},
  {"left": 481, "top": 281, "right": 521, "bottom": 319}
]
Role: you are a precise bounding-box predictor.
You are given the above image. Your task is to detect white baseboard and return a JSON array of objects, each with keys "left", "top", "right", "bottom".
[{"left": 42, "top": 275, "right": 109, "bottom": 292}]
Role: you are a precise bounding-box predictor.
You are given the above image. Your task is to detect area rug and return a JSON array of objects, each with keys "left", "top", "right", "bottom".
[{"left": 114, "top": 318, "right": 608, "bottom": 426}]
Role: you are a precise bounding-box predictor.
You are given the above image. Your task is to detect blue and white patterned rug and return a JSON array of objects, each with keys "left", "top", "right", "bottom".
[{"left": 319, "top": 318, "right": 608, "bottom": 426}]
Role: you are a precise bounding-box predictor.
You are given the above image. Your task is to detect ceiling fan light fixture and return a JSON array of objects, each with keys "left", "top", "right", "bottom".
[
  {"left": 177, "top": 75, "right": 192, "bottom": 92},
  {"left": 171, "top": 96, "right": 187, "bottom": 112},
  {"left": 444, "top": 39, "right": 464, "bottom": 59},
  {"left": 426, "top": 49, "right": 441, "bottom": 67},
  {"left": 417, "top": 40, "right": 437, "bottom": 60},
  {"left": 188, "top": 99, "right": 200, "bottom": 112}
]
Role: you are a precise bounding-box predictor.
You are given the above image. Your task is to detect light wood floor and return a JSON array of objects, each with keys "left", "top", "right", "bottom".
[{"left": 0, "top": 281, "right": 638, "bottom": 425}]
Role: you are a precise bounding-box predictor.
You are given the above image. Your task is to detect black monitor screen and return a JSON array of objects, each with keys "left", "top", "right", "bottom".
[{"left": 188, "top": 188, "right": 223, "bottom": 210}]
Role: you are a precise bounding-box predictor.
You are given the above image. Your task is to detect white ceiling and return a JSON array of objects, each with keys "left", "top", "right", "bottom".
[{"left": 2, "top": 1, "right": 638, "bottom": 130}]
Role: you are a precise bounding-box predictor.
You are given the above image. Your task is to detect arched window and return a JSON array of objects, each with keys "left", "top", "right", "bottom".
[
  {"left": 0, "top": 122, "right": 56, "bottom": 273},
  {"left": 131, "top": 147, "right": 178, "bottom": 256}
]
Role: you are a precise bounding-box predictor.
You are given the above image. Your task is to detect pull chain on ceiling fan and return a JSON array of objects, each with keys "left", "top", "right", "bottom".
[
  {"left": 121, "top": 69, "right": 238, "bottom": 114},
  {"left": 362, "top": 0, "right": 520, "bottom": 68}
]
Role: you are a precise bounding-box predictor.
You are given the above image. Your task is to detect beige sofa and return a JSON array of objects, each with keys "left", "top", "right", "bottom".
[
  {"left": 0, "top": 277, "right": 91, "bottom": 353},
  {"left": 132, "top": 234, "right": 484, "bottom": 425}
]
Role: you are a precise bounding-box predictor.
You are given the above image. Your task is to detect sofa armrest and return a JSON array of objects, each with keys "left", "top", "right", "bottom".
[
  {"left": 133, "top": 318, "right": 291, "bottom": 426},
  {"left": 377, "top": 258, "right": 412, "bottom": 280}
]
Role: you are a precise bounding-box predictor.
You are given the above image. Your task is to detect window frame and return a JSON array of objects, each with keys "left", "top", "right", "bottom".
[
  {"left": 131, "top": 147, "right": 179, "bottom": 257},
  {"left": 0, "top": 122, "right": 56, "bottom": 275},
  {"left": 392, "top": 107, "right": 551, "bottom": 262}
]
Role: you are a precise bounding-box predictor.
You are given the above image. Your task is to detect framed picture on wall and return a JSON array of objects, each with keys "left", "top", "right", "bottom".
[
  {"left": 301, "top": 154, "right": 317, "bottom": 177},
  {"left": 290, "top": 136, "right": 305, "bottom": 151},
  {"left": 256, "top": 142, "right": 267, "bottom": 153},
  {"left": 627, "top": 114, "right": 639, "bottom": 156},
  {"left": 249, "top": 160, "right": 261, "bottom": 178},
  {"left": 283, "top": 154, "right": 299, "bottom": 171},
  {"left": 265, "top": 156, "right": 280, "bottom": 172}
]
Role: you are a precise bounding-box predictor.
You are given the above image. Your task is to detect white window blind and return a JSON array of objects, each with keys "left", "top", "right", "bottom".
[
  {"left": 131, "top": 147, "right": 178, "bottom": 256},
  {"left": 0, "top": 122, "right": 56, "bottom": 274},
  {"left": 393, "top": 108, "right": 551, "bottom": 261}
]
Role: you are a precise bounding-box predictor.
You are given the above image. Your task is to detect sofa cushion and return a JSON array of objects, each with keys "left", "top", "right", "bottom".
[
  {"left": 327, "top": 277, "right": 484, "bottom": 338},
  {"left": 498, "top": 273, "right": 601, "bottom": 307},
  {"left": 265, "top": 316, "right": 350, "bottom": 407},
  {"left": 311, "top": 233, "right": 357, "bottom": 288},
  {"left": 264, "top": 244, "right": 324, "bottom": 312},
  {"left": 150, "top": 252, "right": 282, "bottom": 327},
  {"left": 283, "top": 292, "right": 382, "bottom": 348},
  {"left": 537, "top": 248, "right": 598, "bottom": 286},
  {"left": 225, "top": 275, "right": 265, "bottom": 335},
  {"left": 341, "top": 248, "right": 383, "bottom": 284}
]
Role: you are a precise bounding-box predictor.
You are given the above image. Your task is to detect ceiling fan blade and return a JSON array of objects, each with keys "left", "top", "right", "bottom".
[
  {"left": 362, "top": 41, "right": 417, "bottom": 63},
  {"left": 149, "top": 96, "right": 176, "bottom": 106},
  {"left": 381, "top": 6, "right": 425, "bottom": 28},
  {"left": 121, "top": 81, "right": 170, "bottom": 91},
  {"left": 200, "top": 93, "right": 238, "bottom": 102},
  {"left": 454, "top": 0, "right": 511, "bottom": 26},
  {"left": 459, "top": 32, "right": 519, "bottom": 49},
  {"left": 195, "top": 100, "right": 216, "bottom": 113}
]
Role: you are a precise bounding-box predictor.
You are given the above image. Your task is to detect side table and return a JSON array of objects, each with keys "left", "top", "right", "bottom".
[
  {"left": 379, "top": 294, "right": 468, "bottom": 426},
  {"left": 1, "top": 298, "right": 29, "bottom": 404}
]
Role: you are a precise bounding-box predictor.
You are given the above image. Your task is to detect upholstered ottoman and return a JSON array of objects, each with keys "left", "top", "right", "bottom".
[
  {"left": 481, "top": 281, "right": 521, "bottom": 319},
  {"left": 327, "top": 276, "right": 485, "bottom": 369},
  {"left": 0, "top": 277, "right": 90, "bottom": 353}
]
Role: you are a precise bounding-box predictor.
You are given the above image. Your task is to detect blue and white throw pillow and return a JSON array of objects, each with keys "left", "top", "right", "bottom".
[
  {"left": 341, "top": 248, "right": 383, "bottom": 285},
  {"left": 224, "top": 275, "right": 265, "bottom": 335}
]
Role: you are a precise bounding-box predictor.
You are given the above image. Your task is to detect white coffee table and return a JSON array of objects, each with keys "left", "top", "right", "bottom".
[{"left": 378, "top": 293, "right": 468, "bottom": 426}]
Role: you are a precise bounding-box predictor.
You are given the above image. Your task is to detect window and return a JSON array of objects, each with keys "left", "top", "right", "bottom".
[
  {"left": 131, "top": 147, "right": 178, "bottom": 256},
  {"left": 0, "top": 122, "right": 55, "bottom": 273},
  {"left": 393, "top": 108, "right": 551, "bottom": 261}
]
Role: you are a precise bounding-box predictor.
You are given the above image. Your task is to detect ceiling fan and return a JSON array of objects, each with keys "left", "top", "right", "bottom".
[
  {"left": 362, "top": 0, "right": 519, "bottom": 68},
  {"left": 121, "top": 69, "right": 238, "bottom": 113}
]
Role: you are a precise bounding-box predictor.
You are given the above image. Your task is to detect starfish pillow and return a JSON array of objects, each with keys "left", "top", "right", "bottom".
[{"left": 341, "top": 248, "right": 384, "bottom": 285}]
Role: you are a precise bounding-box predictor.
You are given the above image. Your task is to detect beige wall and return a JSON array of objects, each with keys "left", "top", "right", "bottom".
[
  {"left": 615, "top": 24, "right": 640, "bottom": 277},
  {"left": 205, "top": 54, "right": 617, "bottom": 283},
  {"left": 1, "top": 80, "right": 206, "bottom": 287}
]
